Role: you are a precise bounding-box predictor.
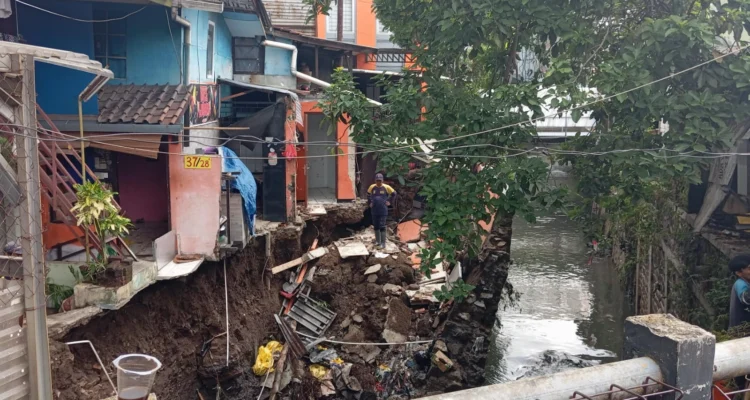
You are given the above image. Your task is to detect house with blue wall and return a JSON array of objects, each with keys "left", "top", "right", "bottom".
[{"left": 0, "top": 0, "right": 378, "bottom": 278}]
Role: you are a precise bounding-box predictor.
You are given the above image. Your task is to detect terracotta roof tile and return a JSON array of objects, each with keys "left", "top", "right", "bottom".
[{"left": 97, "top": 84, "right": 190, "bottom": 125}]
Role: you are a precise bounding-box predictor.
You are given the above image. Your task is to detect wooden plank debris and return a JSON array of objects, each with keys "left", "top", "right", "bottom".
[{"left": 272, "top": 247, "right": 328, "bottom": 274}]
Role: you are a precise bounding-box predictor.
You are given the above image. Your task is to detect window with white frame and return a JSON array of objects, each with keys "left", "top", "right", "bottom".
[
  {"left": 327, "top": 0, "right": 354, "bottom": 33},
  {"left": 93, "top": 8, "right": 127, "bottom": 79},
  {"left": 206, "top": 21, "right": 215, "bottom": 77}
]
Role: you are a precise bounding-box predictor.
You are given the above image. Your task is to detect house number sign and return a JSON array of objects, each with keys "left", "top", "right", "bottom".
[{"left": 184, "top": 155, "right": 212, "bottom": 169}]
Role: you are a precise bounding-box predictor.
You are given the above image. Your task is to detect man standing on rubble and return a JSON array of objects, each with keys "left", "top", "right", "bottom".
[
  {"left": 368, "top": 173, "right": 396, "bottom": 249},
  {"left": 728, "top": 254, "right": 750, "bottom": 396}
]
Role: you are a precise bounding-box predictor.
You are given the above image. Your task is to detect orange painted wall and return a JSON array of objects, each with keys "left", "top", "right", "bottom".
[
  {"left": 356, "top": 0, "right": 376, "bottom": 70},
  {"left": 285, "top": 106, "right": 297, "bottom": 220},
  {"left": 41, "top": 196, "right": 84, "bottom": 250},
  {"left": 168, "top": 142, "right": 222, "bottom": 259},
  {"left": 316, "top": 14, "right": 326, "bottom": 39},
  {"left": 301, "top": 101, "right": 355, "bottom": 200}
]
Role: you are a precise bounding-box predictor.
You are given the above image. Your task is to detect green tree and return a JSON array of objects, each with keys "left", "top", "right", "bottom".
[{"left": 316, "top": 0, "right": 750, "bottom": 296}]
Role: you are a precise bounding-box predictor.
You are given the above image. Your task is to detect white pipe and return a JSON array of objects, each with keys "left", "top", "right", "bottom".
[
  {"left": 261, "top": 40, "right": 382, "bottom": 105},
  {"left": 418, "top": 357, "right": 663, "bottom": 400},
  {"left": 260, "top": 40, "right": 438, "bottom": 160},
  {"left": 224, "top": 258, "right": 230, "bottom": 367},
  {"left": 66, "top": 340, "right": 117, "bottom": 396},
  {"left": 171, "top": 7, "right": 190, "bottom": 85},
  {"left": 713, "top": 336, "right": 750, "bottom": 381}
]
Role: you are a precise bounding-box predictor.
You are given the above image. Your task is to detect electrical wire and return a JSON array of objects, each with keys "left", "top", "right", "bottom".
[
  {"left": 365, "top": 43, "right": 750, "bottom": 154},
  {"left": 0, "top": 122, "right": 745, "bottom": 161},
  {"left": 15, "top": 0, "right": 147, "bottom": 23}
]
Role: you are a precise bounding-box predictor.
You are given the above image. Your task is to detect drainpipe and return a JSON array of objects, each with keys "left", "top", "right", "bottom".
[
  {"left": 260, "top": 40, "right": 435, "bottom": 159},
  {"left": 261, "top": 40, "right": 382, "bottom": 106},
  {"left": 171, "top": 7, "right": 191, "bottom": 85}
]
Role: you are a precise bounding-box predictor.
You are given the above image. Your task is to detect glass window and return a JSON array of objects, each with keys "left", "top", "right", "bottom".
[
  {"left": 327, "top": 0, "right": 354, "bottom": 33},
  {"left": 206, "top": 22, "right": 215, "bottom": 77},
  {"left": 93, "top": 8, "right": 127, "bottom": 79}
]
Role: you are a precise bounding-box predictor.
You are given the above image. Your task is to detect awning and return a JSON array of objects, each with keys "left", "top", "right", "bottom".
[
  {"left": 62, "top": 133, "right": 164, "bottom": 159},
  {"left": 219, "top": 78, "right": 302, "bottom": 125},
  {"left": 271, "top": 27, "right": 377, "bottom": 54}
]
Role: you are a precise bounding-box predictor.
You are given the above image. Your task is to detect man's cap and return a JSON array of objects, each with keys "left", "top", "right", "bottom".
[
  {"left": 729, "top": 254, "right": 750, "bottom": 273},
  {"left": 375, "top": 173, "right": 384, "bottom": 181}
]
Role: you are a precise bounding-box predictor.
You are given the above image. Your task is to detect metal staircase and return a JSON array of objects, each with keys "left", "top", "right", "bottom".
[{"left": 35, "top": 107, "right": 136, "bottom": 261}]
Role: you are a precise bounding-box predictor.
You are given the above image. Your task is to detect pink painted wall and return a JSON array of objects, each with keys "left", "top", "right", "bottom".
[
  {"left": 168, "top": 142, "right": 222, "bottom": 259},
  {"left": 117, "top": 153, "right": 169, "bottom": 223}
]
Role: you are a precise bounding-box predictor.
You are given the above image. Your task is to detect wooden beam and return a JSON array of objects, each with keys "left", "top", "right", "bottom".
[{"left": 220, "top": 90, "right": 253, "bottom": 102}]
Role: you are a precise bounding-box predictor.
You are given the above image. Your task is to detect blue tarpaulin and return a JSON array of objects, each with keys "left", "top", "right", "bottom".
[{"left": 220, "top": 147, "right": 257, "bottom": 234}]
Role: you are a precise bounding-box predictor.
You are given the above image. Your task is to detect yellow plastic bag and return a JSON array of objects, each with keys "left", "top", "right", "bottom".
[
  {"left": 252, "top": 341, "right": 283, "bottom": 376},
  {"left": 309, "top": 364, "right": 330, "bottom": 380}
]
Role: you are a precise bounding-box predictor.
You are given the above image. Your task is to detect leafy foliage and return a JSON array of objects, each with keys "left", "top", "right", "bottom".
[
  {"left": 314, "top": 0, "right": 750, "bottom": 304},
  {"left": 45, "top": 279, "right": 73, "bottom": 311},
  {"left": 71, "top": 181, "right": 131, "bottom": 269},
  {"left": 434, "top": 280, "right": 476, "bottom": 303}
]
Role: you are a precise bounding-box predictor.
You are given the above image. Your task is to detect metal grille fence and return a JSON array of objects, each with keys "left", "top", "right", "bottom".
[{"left": 0, "top": 53, "right": 53, "bottom": 400}]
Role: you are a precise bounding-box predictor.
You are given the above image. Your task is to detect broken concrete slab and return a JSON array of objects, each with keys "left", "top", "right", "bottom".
[
  {"left": 397, "top": 219, "right": 427, "bottom": 243},
  {"left": 352, "top": 314, "right": 363, "bottom": 323},
  {"left": 364, "top": 264, "right": 382, "bottom": 275},
  {"left": 364, "top": 347, "right": 381, "bottom": 363},
  {"left": 406, "top": 284, "right": 442, "bottom": 305},
  {"left": 383, "top": 298, "right": 411, "bottom": 343},
  {"left": 272, "top": 247, "right": 328, "bottom": 274},
  {"left": 383, "top": 241, "right": 400, "bottom": 254},
  {"left": 307, "top": 204, "right": 328, "bottom": 215},
  {"left": 367, "top": 274, "right": 378, "bottom": 283},
  {"left": 335, "top": 241, "right": 370, "bottom": 259}
]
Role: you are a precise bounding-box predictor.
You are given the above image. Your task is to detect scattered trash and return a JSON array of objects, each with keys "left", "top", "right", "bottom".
[
  {"left": 309, "top": 348, "right": 340, "bottom": 364},
  {"left": 253, "top": 341, "right": 283, "bottom": 376},
  {"left": 406, "top": 284, "right": 442, "bottom": 305},
  {"left": 284, "top": 291, "right": 337, "bottom": 342},
  {"left": 374, "top": 251, "right": 389, "bottom": 259},
  {"left": 309, "top": 364, "right": 329, "bottom": 380},
  {"left": 274, "top": 315, "right": 306, "bottom": 359}
]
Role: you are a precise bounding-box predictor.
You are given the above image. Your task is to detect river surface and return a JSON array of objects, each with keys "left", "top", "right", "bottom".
[{"left": 485, "top": 208, "right": 632, "bottom": 382}]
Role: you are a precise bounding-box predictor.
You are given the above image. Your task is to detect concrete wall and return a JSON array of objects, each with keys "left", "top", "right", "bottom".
[
  {"left": 168, "top": 142, "right": 221, "bottom": 259},
  {"left": 116, "top": 153, "right": 169, "bottom": 223},
  {"left": 183, "top": 121, "right": 222, "bottom": 154},
  {"left": 102, "top": 4, "right": 183, "bottom": 85},
  {"left": 264, "top": 36, "right": 293, "bottom": 75},
  {"left": 18, "top": 1, "right": 185, "bottom": 114},
  {"left": 18, "top": 0, "right": 98, "bottom": 115},
  {"left": 183, "top": 9, "right": 233, "bottom": 83}
]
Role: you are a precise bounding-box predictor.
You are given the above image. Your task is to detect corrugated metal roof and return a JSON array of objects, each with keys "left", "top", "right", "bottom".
[
  {"left": 97, "top": 84, "right": 190, "bottom": 125},
  {"left": 0, "top": 281, "right": 29, "bottom": 400},
  {"left": 223, "top": 0, "right": 257, "bottom": 13}
]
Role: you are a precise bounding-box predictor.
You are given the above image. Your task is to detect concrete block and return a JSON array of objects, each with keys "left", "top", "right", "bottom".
[
  {"left": 103, "top": 394, "right": 156, "bottom": 400},
  {"left": 623, "top": 314, "right": 715, "bottom": 400},
  {"left": 364, "top": 264, "right": 382, "bottom": 275},
  {"left": 432, "top": 350, "right": 454, "bottom": 372},
  {"left": 75, "top": 261, "right": 157, "bottom": 310}
]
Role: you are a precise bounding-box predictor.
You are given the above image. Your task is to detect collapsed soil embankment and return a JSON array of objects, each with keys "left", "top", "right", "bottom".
[{"left": 52, "top": 236, "right": 279, "bottom": 400}]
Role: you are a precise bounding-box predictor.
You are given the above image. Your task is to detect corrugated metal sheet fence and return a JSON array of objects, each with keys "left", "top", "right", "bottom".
[{"left": 0, "top": 280, "right": 29, "bottom": 400}]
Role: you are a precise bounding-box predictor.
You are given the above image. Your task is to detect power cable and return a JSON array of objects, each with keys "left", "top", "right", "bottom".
[{"left": 15, "top": 0, "right": 147, "bottom": 23}]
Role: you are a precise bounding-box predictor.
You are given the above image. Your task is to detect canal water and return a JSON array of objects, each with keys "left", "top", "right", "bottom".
[{"left": 485, "top": 208, "right": 632, "bottom": 382}]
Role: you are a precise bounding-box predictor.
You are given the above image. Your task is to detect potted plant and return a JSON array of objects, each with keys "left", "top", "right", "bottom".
[{"left": 71, "top": 181, "right": 132, "bottom": 287}]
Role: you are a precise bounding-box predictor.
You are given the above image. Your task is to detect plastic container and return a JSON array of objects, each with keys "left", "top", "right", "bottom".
[{"left": 113, "top": 354, "right": 162, "bottom": 400}]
